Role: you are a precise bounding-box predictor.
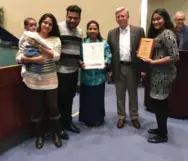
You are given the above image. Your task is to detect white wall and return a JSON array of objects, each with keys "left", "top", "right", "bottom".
[{"left": 1, "top": 0, "right": 141, "bottom": 38}]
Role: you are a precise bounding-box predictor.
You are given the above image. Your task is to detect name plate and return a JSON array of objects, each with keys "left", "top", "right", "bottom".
[{"left": 137, "top": 38, "right": 155, "bottom": 59}]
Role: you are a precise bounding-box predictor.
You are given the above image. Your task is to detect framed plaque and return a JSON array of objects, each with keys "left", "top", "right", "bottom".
[{"left": 137, "top": 38, "right": 155, "bottom": 59}]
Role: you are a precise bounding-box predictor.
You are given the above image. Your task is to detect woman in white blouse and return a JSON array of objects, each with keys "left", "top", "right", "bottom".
[{"left": 16, "top": 13, "right": 62, "bottom": 149}]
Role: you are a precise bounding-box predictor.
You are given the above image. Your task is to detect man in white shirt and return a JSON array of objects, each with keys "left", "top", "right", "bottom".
[{"left": 107, "top": 7, "right": 145, "bottom": 129}]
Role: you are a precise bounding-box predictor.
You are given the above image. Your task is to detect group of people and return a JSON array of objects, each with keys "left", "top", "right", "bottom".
[{"left": 16, "top": 4, "right": 186, "bottom": 149}]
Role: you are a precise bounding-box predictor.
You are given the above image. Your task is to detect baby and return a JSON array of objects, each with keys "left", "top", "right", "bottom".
[
  {"left": 19, "top": 17, "right": 42, "bottom": 79},
  {"left": 19, "top": 17, "right": 37, "bottom": 48}
]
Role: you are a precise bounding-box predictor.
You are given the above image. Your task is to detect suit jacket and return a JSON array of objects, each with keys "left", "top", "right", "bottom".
[
  {"left": 107, "top": 25, "right": 145, "bottom": 81},
  {"left": 175, "top": 25, "right": 188, "bottom": 50}
]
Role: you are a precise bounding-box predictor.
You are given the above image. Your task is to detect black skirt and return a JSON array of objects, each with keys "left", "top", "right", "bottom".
[{"left": 79, "top": 82, "right": 105, "bottom": 126}]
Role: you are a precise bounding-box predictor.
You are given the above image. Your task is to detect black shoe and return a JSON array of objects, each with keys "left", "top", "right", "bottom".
[
  {"left": 148, "top": 128, "right": 159, "bottom": 134},
  {"left": 60, "top": 130, "right": 69, "bottom": 140},
  {"left": 66, "top": 123, "right": 80, "bottom": 133},
  {"left": 53, "top": 133, "right": 62, "bottom": 148},
  {"left": 85, "top": 123, "right": 95, "bottom": 127},
  {"left": 85, "top": 121, "right": 104, "bottom": 127},
  {"left": 148, "top": 135, "right": 168, "bottom": 143},
  {"left": 35, "top": 136, "right": 44, "bottom": 149},
  {"left": 95, "top": 121, "right": 104, "bottom": 127}
]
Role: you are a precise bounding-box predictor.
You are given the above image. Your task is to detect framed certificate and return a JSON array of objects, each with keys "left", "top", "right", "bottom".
[
  {"left": 137, "top": 38, "right": 155, "bottom": 59},
  {"left": 82, "top": 42, "right": 105, "bottom": 69}
]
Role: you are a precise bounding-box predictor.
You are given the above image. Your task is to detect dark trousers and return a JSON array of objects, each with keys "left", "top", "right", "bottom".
[
  {"left": 28, "top": 88, "right": 61, "bottom": 137},
  {"left": 151, "top": 97, "right": 168, "bottom": 137},
  {"left": 58, "top": 70, "right": 78, "bottom": 128}
]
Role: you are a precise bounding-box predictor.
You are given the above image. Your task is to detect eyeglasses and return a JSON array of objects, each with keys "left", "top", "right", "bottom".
[{"left": 175, "top": 19, "right": 185, "bottom": 22}]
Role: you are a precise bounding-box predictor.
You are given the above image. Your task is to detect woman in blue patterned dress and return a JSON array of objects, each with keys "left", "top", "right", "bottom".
[{"left": 79, "top": 20, "right": 112, "bottom": 127}]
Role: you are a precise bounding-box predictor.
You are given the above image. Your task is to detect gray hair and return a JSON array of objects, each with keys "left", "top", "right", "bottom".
[
  {"left": 174, "top": 11, "right": 185, "bottom": 19},
  {"left": 115, "top": 7, "right": 129, "bottom": 17}
]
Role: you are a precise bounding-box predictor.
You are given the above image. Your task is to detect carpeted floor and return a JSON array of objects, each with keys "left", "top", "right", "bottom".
[{"left": 1, "top": 84, "right": 188, "bottom": 161}]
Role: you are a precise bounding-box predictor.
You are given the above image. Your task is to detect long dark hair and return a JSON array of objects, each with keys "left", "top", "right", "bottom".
[
  {"left": 37, "top": 13, "right": 61, "bottom": 38},
  {"left": 148, "top": 8, "right": 175, "bottom": 38},
  {"left": 85, "top": 20, "right": 103, "bottom": 41}
]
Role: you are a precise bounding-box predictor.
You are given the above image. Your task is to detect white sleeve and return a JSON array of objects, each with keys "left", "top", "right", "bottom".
[{"left": 24, "top": 31, "right": 52, "bottom": 49}]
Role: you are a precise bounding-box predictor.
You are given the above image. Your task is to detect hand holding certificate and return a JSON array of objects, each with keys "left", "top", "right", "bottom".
[{"left": 82, "top": 42, "right": 105, "bottom": 69}]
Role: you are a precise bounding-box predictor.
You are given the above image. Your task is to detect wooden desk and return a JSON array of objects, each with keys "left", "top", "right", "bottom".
[
  {"left": 145, "top": 50, "right": 188, "bottom": 118},
  {"left": 0, "top": 65, "right": 32, "bottom": 152}
]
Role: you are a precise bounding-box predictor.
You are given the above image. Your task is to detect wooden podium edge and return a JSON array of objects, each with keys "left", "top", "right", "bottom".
[
  {"left": 0, "top": 64, "right": 20, "bottom": 70},
  {"left": 0, "top": 126, "right": 32, "bottom": 154}
]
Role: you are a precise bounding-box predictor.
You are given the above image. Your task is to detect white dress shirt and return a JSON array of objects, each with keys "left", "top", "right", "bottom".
[{"left": 119, "top": 25, "right": 131, "bottom": 62}]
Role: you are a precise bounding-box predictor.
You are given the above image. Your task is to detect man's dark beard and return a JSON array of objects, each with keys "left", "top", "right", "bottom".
[{"left": 66, "top": 21, "right": 77, "bottom": 30}]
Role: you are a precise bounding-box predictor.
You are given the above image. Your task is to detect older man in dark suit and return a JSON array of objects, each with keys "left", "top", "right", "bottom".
[
  {"left": 107, "top": 7, "right": 145, "bottom": 129},
  {"left": 174, "top": 11, "right": 188, "bottom": 50}
]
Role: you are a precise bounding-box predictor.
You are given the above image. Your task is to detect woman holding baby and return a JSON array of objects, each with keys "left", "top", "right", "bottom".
[{"left": 16, "top": 13, "right": 62, "bottom": 149}]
